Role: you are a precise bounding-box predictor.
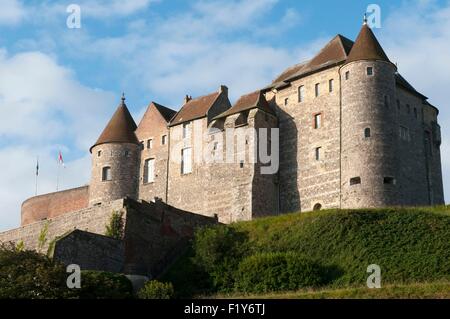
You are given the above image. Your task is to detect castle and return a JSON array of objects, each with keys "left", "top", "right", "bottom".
[{"left": 0, "top": 22, "right": 444, "bottom": 277}]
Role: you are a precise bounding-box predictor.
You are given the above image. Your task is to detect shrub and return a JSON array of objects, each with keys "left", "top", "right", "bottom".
[
  {"left": 74, "top": 271, "right": 133, "bottom": 299},
  {"left": 193, "top": 225, "right": 248, "bottom": 291},
  {"left": 234, "top": 252, "right": 328, "bottom": 293},
  {"left": 105, "top": 211, "right": 124, "bottom": 240},
  {"left": 0, "top": 243, "right": 72, "bottom": 299},
  {"left": 137, "top": 280, "right": 174, "bottom": 299}
]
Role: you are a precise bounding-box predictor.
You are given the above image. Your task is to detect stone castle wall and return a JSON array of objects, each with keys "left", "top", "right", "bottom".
[
  {"left": 267, "top": 65, "right": 342, "bottom": 213},
  {"left": 21, "top": 186, "right": 89, "bottom": 226},
  {"left": 1, "top": 199, "right": 125, "bottom": 252}
]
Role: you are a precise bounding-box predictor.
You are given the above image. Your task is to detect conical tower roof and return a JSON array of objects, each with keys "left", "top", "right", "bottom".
[
  {"left": 90, "top": 95, "right": 139, "bottom": 152},
  {"left": 346, "top": 23, "right": 391, "bottom": 64}
]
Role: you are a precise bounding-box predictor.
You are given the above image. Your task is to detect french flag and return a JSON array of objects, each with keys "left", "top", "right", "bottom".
[{"left": 58, "top": 151, "right": 65, "bottom": 168}]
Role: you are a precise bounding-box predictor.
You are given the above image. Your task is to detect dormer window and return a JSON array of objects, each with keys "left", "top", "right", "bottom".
[{"left": 235, "top": 111, "right": 249, "bottom": 126}]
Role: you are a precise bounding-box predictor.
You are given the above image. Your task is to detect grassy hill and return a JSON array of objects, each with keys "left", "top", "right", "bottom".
[{"left": 162, "top": 207, "right": 450, "bottom": 298}]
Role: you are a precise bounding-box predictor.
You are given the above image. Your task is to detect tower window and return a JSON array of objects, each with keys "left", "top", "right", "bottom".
[
  {"left": 367, "top": 67, "right": 374, "bottom": 76},
  {"left": 329, "top": 79, "right": 334, "bottom": 93},
  {"left": 147, "top": 139, "right": 153, "bottom": 149},
  {"left": 315, "top": 83, "right": 320, "bottom": 97},
  {"left": 350, "top": 177, "right": 361, "bottom": 185},
  {"left": 102, "top": 167, "right": 112, "bottom": 182},
  {"left": 97, "top": 150, "right": 102, "bottom": 157},
  {"left": 383, "top": 177, "right": 396, "bottom": 185},
  {"left": 143, "top": 158, "right": 155, "bottom": 184},
  {"left": 284, "top": 97, "right": 289, "bottom": 106},
  {"left": 181, "top": 147, "right": 192, "bottom": 174},
  {"left": 314, "top": 113, "right": 322, "bottom": 129},
  {"left": 298, "top": 86, "right": 305, "bottom": 103},
  {"left": 124, "top": 150, "right": 129, "bottom": 157},
  {"left": 161, "top": 135, "right": 167, "bottom": 145},
  {"left": 315, "top": 147, "right": 322, "bottom": 161},
  {"left": 364, "top": 128, "right": 371, "bottom": 138},
  {"left": 345, "top": 71, "right": 350, "bottom": 80}
]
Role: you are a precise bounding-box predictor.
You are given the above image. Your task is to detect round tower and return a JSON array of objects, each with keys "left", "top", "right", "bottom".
[
  {"left": 340, "top": 21, "right": 399, "bottom": 208},
  {"left": 89, "top": 94, "right": 140, "bottom": 206}
]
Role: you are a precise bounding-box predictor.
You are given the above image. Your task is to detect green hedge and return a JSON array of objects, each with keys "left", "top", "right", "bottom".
[
  {"left": 76, "top": 271, "right": 133, "bottom": 299},
  {"left": 137, "top": 280, "right": 174, "bottom": 299},
  {"left": 234, "top": 252, "right": 329, "bottom": 293}
]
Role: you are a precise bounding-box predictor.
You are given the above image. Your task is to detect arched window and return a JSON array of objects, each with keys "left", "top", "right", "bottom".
[
  {"left": 313, "top": 203, "right": 322, "bottom": 211},
  {"left": 364, "top": 128, "right": 371, "bottom": 138},
  {"left": 102, "top": 167, "right": 112, "bottom": 181}
]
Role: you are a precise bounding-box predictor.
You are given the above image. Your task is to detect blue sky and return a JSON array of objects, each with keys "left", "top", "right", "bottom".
[{"left": 1, "top": 0, "right": 450, "bottom": 230}]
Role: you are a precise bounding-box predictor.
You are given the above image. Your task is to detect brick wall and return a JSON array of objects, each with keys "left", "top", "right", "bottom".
[{"left": 21, "top": 186, "right": 89, "bottom": 226}]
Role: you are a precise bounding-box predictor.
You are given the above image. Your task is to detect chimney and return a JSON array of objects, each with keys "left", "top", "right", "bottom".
[
  {"left": 184, "top": 95, "right": 192, "bottom": 104},
  {"left": 219, "top": 85, "right": 228, "bottom": 96}
]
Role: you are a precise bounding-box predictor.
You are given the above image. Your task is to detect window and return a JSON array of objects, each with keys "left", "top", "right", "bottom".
[
  {"left": 313, "top": 203, "right": 322, "bottom": 211},
  {"left": 298, "top": 86, "right": 305, "bottom": 103},
  {"left": 183, "top": 123, "right": 191, "bottom": 139},
  {"left": 399, "top": 126, "right": 410, "bottom": 141},
  {"left": 213, "top": 142, "right": 218, "bottom": 150},
  {"left": 97, "top": 150, "right": 102, "bottom": 157},
  {"left": 345, "top": 71, "right": 350, "bottom": 80},
  {"left": 414, "top": 108, "right": 418, "bottom": 119},
  {"left": 143, "top": 159, "right": 155, "bottom": 183},
  {"left": 102, "top": 167, "right": 112, "bottom": 181},
  {"left": 124, "top": 150, "right": 129, "bottom": 157},
  {"left": 314, "top": 113, "right": 322, "bottom": 129},
  {"left": 161, "top": 135, "right": 167, "bottom": 145},
  {"left": 329, "top": 79, "right": 334, "bottom": 93},
  {"left": 315, "top": 83, "right": 320, "bottom": 97},
  {"left": 147, "top": 139, "right": 153, "bottom": 149},
  {"left": 181, "top": 147, "right": 192, "bottom": 174},
  {"left": 284, "top": 97, "right": 289, "bottom": 106},
  {"left": 384, "top": 95, "right": 390, "bottom": 108},
  {"left": 364, "top": 128, "right": 371, "bottom": 138},
  {"left": 315, "top": 147, "right": 322, "bottom": 161},
  {"left": 397, "top": 100, "right": 401, "bottom": 110},
  {"left": 367, "top": 67, "right": 374, "bottom": 76},
  {"left": 350, "top": 177, "right": 361, "bottom": 185},
  {"left": 240, "top": 161, "right": 244, "bottom": 169},
  {"left": 383, "top": 177, "right": 396, "bottom": 185}
]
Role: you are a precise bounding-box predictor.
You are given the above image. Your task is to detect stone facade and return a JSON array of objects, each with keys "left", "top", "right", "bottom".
[
  {"left": 12, "top": 24, "right": 446, "bottom": 228},
  {"left": 89, "top": 143, "right": 140, "bottom": 206}
]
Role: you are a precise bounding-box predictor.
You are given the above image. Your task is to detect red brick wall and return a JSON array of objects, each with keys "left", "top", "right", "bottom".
[{"left": 21, "top": 186, "right": 89, "bottom": 226}]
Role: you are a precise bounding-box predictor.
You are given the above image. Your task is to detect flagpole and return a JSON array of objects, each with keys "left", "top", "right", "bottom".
[
  {"left": 35, "top": 156, "right": 39, "bottom": 196},
  {"left": 56, "top": 155, "right": 60, "bottom": 191}
]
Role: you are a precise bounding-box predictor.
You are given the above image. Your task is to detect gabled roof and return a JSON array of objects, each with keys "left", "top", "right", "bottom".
[
  {"left": 170, "top": 92, "right": 221, "bottom": 126},
  {"left": 152, "top": 102, "right": 177, "bottom": 123},
  {"left": 214, "top": 91, "right": 275, "bottom": 120},
  {"left": 346, "top": 24, "right": 391, "bottom": 64},
  {"left": 266, "top": 35, "right": 354, "bottom": 90},
  {"left": 90, "top": 97, "right": 139, "bottom": 152},
  {"left": 395, "top": 73, "right": 427, "bottom": 100}
]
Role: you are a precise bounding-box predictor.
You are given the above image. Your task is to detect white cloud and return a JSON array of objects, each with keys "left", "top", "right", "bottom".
[
  {"left": 0, "top": 50, "right": 115, "bottom": 231},
  {"left": 0, "top": 0, "right": 26, "bottom": 26}
]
